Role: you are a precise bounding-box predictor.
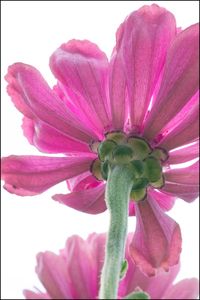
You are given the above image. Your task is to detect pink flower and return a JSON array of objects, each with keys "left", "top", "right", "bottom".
[
  {"left": 23, "top": 233, "right": 199, "bottom": 300},
  {"left": 1, "top": 4, "right": 199, "bottom": 275}
]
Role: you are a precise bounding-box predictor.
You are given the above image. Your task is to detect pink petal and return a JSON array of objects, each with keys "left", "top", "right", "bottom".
[
  {"left": 158, "top": 92, "right": 199, "bottom": 150},
  {"left": 53, "top": 83, "right": 104, "bottom": 140},
  {"left": 50, "top": 40, "right": 111, "bottom": 135},
  {"left": 36, "top": 252, "right": 72, "bottom": 299},
  {"left": 53, "top": 183, "right": 106, "bottom": 214},
  {"left": 23, "top": 290, "right": 50, "bottom": 299},
  {"left": 109, "top": 48, "right": 127, "bottom": 130},
  {"left": 129, "top": 201, "right": 136, "bottom": 216},
  {"left": 66, "top": 171, "right": 101, "bottom": 192},
  {"left": 129, "top": 188, "right": 176, "bottom": 216},
  {"left": 86, "top": 233, "right": 106, "bottom": 294},
  {"left": 163, "top": 278, "right": 199, "bottom": 299},
  {"left": 1, "top": 155, "right": 93, "bottom": 196},
  {"left": 61, "top": 235, "right": 99, "bottom": 299},
  {"left": 129, "top": 195, "right": 182, "bottom": 276},
  {"left": 143, "top": 23, "right": 199, "bottom": 140},
  {"left": 6, "top": 63, "right": 98, "bottom": 143},
  {"left": 148, "top": 188, "right": 176, "bottom": 211},
  {"left": 22, "top": 117, "right": 35, "bottom": 145},
  {"left": 168, "top": 142, "right": 199, "bottom": 164},
  {"left": 116, "top": 4, "right": 176, "bottom": 131},
  {"left": 119, "top": 235, "right": 180, "bottom": 299},
  {"left": 164, "top": 161, "right": 199, "bottom": 185},
  {"left": 22, "top": 117, "right": 94, "bottom": 155},
  {"left": 162, "top": 182, "right": 199, "bottom": 202}
]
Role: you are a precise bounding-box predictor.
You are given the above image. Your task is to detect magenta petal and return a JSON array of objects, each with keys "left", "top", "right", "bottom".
[
  {"left": 53, "top": 183, "right": 106, "bottom": 214},
  {"left": 1, "top": 155, "right": 93, "bottom": 196},
  {"left": 164, "top": 161, "right": 199, "bottom": 185},
  {"left": 158, "top": 92, "right": 199, "bottom": 150},
  {"left": 109, "top": 49, "right": 126, "bottom": 130},
  {"left": 6, "top": 63, "right": 98, "bottom": 143},
  {"left": 162, "top": 182, "right": 199, "bottom": 202},
  {"left": 163, "top": 278, "right": 199, "bottom": 299},
  {"left": 120, "top": 234, "right": 180, "bottom": 299},
  {"left": 22, "top": 117, "right": 93, "bottom": 155},
  {"left": 148, "top": 188, "right": 176, "bottom": 211},
  {"left": 36, "top": 252, "right": 72, "bottom": 299},
  {"left": 53, "top": 83, "right": 104, "bottom": 140},
  {"left": 67, "top": 172, "right": 101, "bottom": 192},
  {"left": 117, "top": 4, "right": 176, "bottom": 130},
  {"left": 23, "top": 290, "right": 50, "bottom": 299},
  {"left": 50, "top": 40, "right": 111, "bottom": 135},
  {"left": 22, "top": 117, "right": 35, "bottom": 145},
  {"left": 129, "top": 201, "right": 136, "bottom": 216},
  {"left": 144, "top": 23, "right": 199, "bottom": 139},
  {"left": 129, "top": 195, "right": 182, "bottom": 276},
  {"left": 168, "top": 142, "right": 199, "bottom": 164}
]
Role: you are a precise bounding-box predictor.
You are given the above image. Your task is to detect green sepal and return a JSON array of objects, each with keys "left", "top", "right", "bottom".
[
  {"left": 90, "top": 159, "right": 103, "bottom": 180},
  {"left": 113, "top": 145, "right": 133, "bottom": 163},
  {"left": 130, "top": 187, "right": 147, "bottom": 201},
  {"left": 144, "top": 157, "right": 162, "bottom": 182},
  {"left": 128, "top": 137, "right": 151, "bottom": 160},
  {"left": 151, "top": 147, "right": 168, "bottom": 162},
  {"left": 131, "top": 178, "right": 148, "bottom": 191},
  {"left": 120, "top": 259, "right": 128, "bottom": 280},
  {"left": 123, "top": 290, "right": 150, "bottom": 299},
  {"left": 101, "top": 160, "right": 109, "bottom": 180},
  {"left": 105, "top": 131, "right": 127, "bottom": 144},
  {"left": 150, "top": 175, "right": 165, "bottom": 188},
  {"left": 130, "top": 160, "right": 144, "bottom": 177},
  {"left": 89, "top": 140, "right": 100, "bottom": 153},
  {"left": 98, "top": 140, "right": 117, "bottom": 161}
]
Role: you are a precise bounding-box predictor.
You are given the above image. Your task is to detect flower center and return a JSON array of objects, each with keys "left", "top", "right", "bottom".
[{"left": 90, "top": 131, "right": 168, "bottom": 202}]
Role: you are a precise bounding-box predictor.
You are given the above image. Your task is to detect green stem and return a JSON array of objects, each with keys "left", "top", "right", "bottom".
[{"left": 99, "top": 164, "right": 134, "bottom": 299}]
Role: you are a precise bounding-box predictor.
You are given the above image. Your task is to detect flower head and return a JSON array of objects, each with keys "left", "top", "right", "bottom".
[
  {"left": 1, "top": 4, "right": 199, "bottom": 275},
  {"left": 23, "top": 233, "right": 199, "bottom": 299}
]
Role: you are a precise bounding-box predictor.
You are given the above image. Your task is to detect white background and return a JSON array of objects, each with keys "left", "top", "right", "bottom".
[{"left": 1, "top": 1, "right": 199, "bottom": 299}]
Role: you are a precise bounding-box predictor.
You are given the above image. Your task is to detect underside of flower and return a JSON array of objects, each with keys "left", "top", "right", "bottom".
[{"left": 91, "top": 131, "right": 168, "bottom": 201}]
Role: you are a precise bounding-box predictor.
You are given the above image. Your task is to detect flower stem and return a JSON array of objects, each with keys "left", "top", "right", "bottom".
[{"left": 99, "top": 164, "right": 134, "bottom": 299}]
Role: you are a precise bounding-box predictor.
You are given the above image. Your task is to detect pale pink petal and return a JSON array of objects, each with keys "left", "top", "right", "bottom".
[
  {"left": 1, "top": 155, "right": 93, "bottom": 196},
  {"left": 162, "top": 182, "right": 199, "bottom": 202},
  {"left": 53, "top": 183, "right": 106, "bottom": 214},
  {"left": 164, "top": 161, "right": 199, "bottom": 185},
  {"left": 53, "top": 83, "right": 104, "bottom": 140},
  {"left": 6, "top": 63, "right": 98, "bottom": 143},
  {"left": 163, "top": 278, "right": 199, "bottom": 299},
  {"left": 22, "top": 117, "right": 94, "bottom": 155},
  {"left": 168, "top": 142, "right": 199, "bottom": 164},
  {"left": 36, "top": 252, "right": 72, "bottom": 299},
  {"left": 148, "top": 188, "right": 176, "bottom": 211},
  {"left": 87, "top": 233, "right": 106, "bottom": 295},
  {"left": 61, "top": 236, "right": 98, "bottom": 299},
  {"left": 109, "top": 49, "right": 126, "bottom": 130},
  {"left": 158, "top": 92, "right": 199, "bottom": 150},
  {"left": 24, "top": 233, "right": 198, "bottom": 300},
  {"left": 50, "top": 40, "right": 111, "bottom": 135},
  {"left": 154, "top": 91, "right": 198, "bottom": 142},
  {"left": 129, "top": 195, "right": 182, "bottom": 276},
  {"left": 143, "top": 23, "right": 199, "bottom": 139},
  {"left": 23, "top": 290, "right": 50, "bottom": 299},
  {"left": 116, "top": 4, "right": 176, "bottom": 131}
]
